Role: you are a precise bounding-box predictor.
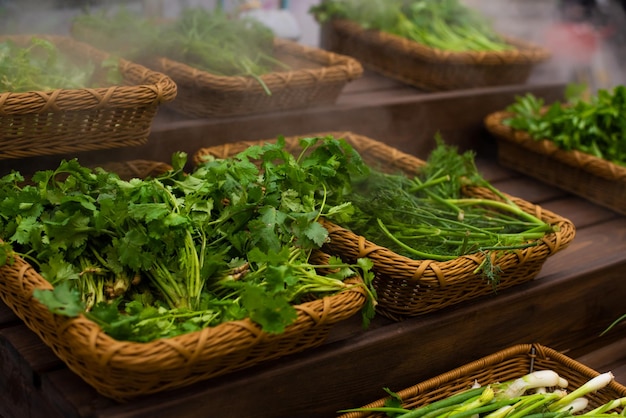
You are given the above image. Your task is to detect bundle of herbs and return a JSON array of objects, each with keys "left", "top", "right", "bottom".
[
  {"left": 0, "top": 36, "right": 121, "bottom": 92},
  {"left": 502, "top": 84, "right": 626, "bottom": 167},
  {"left": 340, "top": 370, "right": 619, "bottom": 418},
  {"left": 0, "top": 136, "right": 375, "bottom": 343},
  {"left": 323, "top": 136, "right": 557, "bottom": 285},
  {"left": 72, "top": 7, "right": 285, "bottom": 94},
  {"left": 310, "top": 0, "right": 512, "bottom": 52}
]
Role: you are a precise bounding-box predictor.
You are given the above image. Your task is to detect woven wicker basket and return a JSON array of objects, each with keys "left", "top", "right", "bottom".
[
  {"left": 485, "top": 110, "right": 626, "bottom": 216},
  {"left": 338, "top": 343, "right": 626, "bottom": 418},
  {"left": 143, "top": 38, "right": 363, "bottom": 118},
  {"left": 193, "top": 132, "right": 576, "bottom": 320},
  {"left": 71, "top": 20, "right": 363, "bottom": 118},
  {"left": 0, "top": 159, "right": 367, "bottom": 401},
  {"left": 0, "top": 34, "right": 177, "bottom": 160},
  {"left": 320, "top": 19, "right": 550, "bottom": 91},
  {"left": 94, "top": 159, "right": 173, "bottom": 180}
]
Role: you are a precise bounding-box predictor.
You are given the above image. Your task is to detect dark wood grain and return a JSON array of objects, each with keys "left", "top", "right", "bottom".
[{"left": 0, "top": 302, "right": 18, "bottom": 327}]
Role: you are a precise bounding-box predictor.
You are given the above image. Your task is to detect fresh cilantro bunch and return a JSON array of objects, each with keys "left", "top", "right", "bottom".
[
  {"left": 503, "top": 85, "right": 626, "bottom": 167},
  {"left": 0, "top": 136, "right": 375, "bottom": 342}
]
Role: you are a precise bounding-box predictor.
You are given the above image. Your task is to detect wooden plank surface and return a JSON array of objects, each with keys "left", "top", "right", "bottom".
[{"left": 3, "top": 74, "right": 626, "bottom": 418}]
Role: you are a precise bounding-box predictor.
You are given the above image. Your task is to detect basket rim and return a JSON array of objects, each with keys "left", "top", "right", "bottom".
[
  {"left": 0, "top": 34, "right": 177, "bottom": 112},
  {"left": 319, "top": 190, "right": 575, "bottom": 286},
  {"left": 147, "top": 37, "right": 364, "bottom": 91},
  {"left": 484, "top": 110, "right": 626, "bottom": 182},
  {"left": 0, "top": 234, "right": 367, "bottom": 400},
  {"left": 327, "top": 18, "right": 551, "bottom": 65},
  {"left": 193, "top": 131, "right": 576, "bottom": 287},
  {"left": 0, "top": 248, "right": 367, "bottom": 356}
]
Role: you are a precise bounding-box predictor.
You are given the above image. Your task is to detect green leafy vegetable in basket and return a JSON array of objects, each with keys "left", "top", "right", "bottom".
[
  {"left": 158, "top": 8, "right": 282, "bottom": 76},
  {"left": 310, "top": 0, "right": 512, "bottom": 52},
  {"left": 72, "top": 7, "right": 286, "bottom": 94},
  {"left": 324, "top": 135, "right": 557, "bottom": 285},
  {"left": 0, "top": 36, "right": 121, "bottom": 92},
  {"left": 70, "top": 7, "right": 161, "bottom": 60},
  {"left": 0, "top": 136, "right": 376, "bottom": 342},
  {"left": 338, "top": 370, "right": 618, "bottom": 417},
  {"left": 502, "top": 84, "right": 626, "bottom": 167}
]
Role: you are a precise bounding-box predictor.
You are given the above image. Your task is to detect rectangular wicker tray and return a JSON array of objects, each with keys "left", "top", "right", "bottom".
[
  {"left": 485, "top": 110, "right": 626, "bottom": 216},
  {"left": 319, "top": 19, "right": 550, "bottom": 91},
  {"left": 71, "top": 20, "right": 363, "bottom": 118},
  {"left": 146, "top": 38, "right": 363, "bottom": 118},
  {"left": 337, "top": 343, "right": 626, "bottom": 418},
  {"left": 0, "top": 34, "right": 177, "bottom": 160},
  {"left": 0, "top": 161, "right": 367, "bottom": 402},
  {"left": 193, "top": 131, "right": 576, "bottom": 321}
]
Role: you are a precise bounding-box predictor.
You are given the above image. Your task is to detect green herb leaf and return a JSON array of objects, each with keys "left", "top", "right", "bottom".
[{"left": 33, "top": 281, "right": 85, "bottom": 317}]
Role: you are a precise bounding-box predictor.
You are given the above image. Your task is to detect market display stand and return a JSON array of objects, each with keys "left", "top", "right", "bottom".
[
  {"left": 0, "top": 70, "right": 567, "bottom": 175},
  {"left": 2, "top": 72, "right": 626, "bottom": 418}
]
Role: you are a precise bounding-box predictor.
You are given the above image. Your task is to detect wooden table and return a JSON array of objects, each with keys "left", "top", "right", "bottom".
[{"left": 2, "top": 72, "right": 626, "bottom": 418}]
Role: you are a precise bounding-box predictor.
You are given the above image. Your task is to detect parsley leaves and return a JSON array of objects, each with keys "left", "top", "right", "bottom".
[
  {"left": 503, "top": 85, "right": 626, "bottom": 166},
  {"left": 0, "top": 136, "right": 374, "bottom": 341}
]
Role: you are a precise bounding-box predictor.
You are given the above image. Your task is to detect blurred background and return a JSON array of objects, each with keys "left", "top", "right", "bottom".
[{"left": 1, "top": 0, "right": 625, "bottom": 91}]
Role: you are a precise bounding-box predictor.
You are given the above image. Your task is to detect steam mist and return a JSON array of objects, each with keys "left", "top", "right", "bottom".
[
  {"left": 1, "top": 0, "right": 625, "bottom": 89},
  {"left": 466, "top": 0, "right": 626, "bottom": 90}
]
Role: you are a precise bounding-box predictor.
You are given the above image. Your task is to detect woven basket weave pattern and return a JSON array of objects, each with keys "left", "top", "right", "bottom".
[
  {"left": 146, "top": 38, "right": 363, "bottom": 118},
  {"left": 193, "top": 132, "right": 576, "bottom": 320},
  {"left": 0, "top": 158, "right": 367, "bottom": 401},
  {"left": 320, "top": 187, "right": 574, "bottom": 320},
  {"left": 320, "top": 19, "right": 550, "bottom": 91},
  {"left": 0, "top": 34, "right": 177, "bottom": 160},
  {"left": 485, "top": 111, "right": 626, "bottom": 215},
  {"left": 0, "top": 250, "right": 366, "bottom": 401},
  {"left": 338, "top": 343, "right": 626, "bottom": 418}
]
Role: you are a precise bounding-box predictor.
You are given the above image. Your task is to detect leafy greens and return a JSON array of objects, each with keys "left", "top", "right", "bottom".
[
  {"left": 310, "top": 0, "right": 512, "bottom": 52},
  {"left": 0, "top": 136, "right": 375, "bottom": 342},
  {"left": 503, "top": 85, "right": 626, "bottom": 167},
  {"left": 0, "top": 36, "right": 121, "bottom": 92},
  {"left": 0, "top": 134, "right": 558, "bottom": 341}
]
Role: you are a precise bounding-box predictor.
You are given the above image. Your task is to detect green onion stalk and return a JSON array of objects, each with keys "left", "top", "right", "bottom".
[{"left": 338, "top": 371, "right": 617, "bottom": 418}]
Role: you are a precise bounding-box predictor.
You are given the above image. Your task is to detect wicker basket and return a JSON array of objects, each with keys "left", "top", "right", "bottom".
[
  {"left": 0, "top": 34, "right": 177, "bottom": 160},
  {"left": 93, "top": 159, "right": 173, "bottom": 181},
  {"left": 71, "top": 20, "right": 363, "bottom": 118},
  {"left": 193, "top": 132, "right": 576, "bottom": 320},
  {"left": 144, "top": 38, "right": 362, "bottom": 118},
  {"left": 338, "top": 343, "right": 626, "bottom": 418},
  {"left": 0, "top": 250, "right": 366, "bottom": 401},
  {"left": 485, "top": 110, "right": 626, "bottom": 216},
  {"left": 319, "top": 19, "right": 550, "bottom": 91},
  {"left": 0, "top": 159, "right": 368, "bottom": 401}
]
